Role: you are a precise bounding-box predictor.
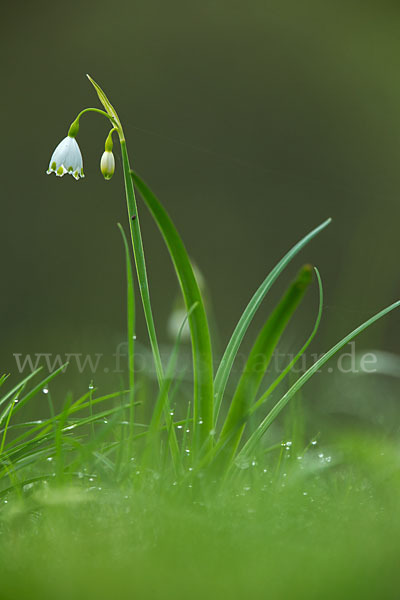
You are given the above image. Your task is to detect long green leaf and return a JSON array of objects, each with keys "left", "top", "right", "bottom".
[
  {"left": 196, "top": 268, "right": 323, "bottom": 471},
  {"left": 131, "top": 171, "right": 214, "bottom": 454},
  {"left": 117, "top": 223, "right": 136, "bottom": 441},
  {"left": 238, "top": 300, "right": 400, "bottom": 461},
  {"left": 143, "top": 303, "right": 198, "bottom": 471},
  {"left": 213, "top": 218, "right": 331, "bottom": 421},
  {"left": 11, "top": 364, "right": 68, "bottom": 416},
  {"left": 217, "top": 264, "right": 313, "bottom": 465},
  {"left": 249, "top": 267, "right": 324, "bottom": 416},
  {"left": 0, "top": 368, "right": 42, "bottom": 410}
]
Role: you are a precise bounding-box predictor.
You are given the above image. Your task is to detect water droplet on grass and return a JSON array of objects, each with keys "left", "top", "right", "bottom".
[{"left": 42, "top": 387, "right": 49, "bottom": 395}]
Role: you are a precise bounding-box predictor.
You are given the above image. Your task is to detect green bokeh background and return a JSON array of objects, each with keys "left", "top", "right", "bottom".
[{"left": 1, "top": 0, "right": 400, "bottom": 407}]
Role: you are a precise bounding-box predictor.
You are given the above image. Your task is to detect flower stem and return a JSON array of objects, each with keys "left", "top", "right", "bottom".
[
  {"left": 75, "top": 107, "right": 116, "bottom": 123},
  {"left": 119, "top": 139, "right": 164, "bottom": 386},
  {"left": 86, "top": 75, "right": 180, "bottom": 468}
]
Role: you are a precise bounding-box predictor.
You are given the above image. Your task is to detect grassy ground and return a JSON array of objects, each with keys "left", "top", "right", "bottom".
[{"left": 1, "top": 427, "right": 400, "bottom": 600}]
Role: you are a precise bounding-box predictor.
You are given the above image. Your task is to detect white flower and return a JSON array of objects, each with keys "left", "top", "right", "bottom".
[
  {"left": 100, "top": 150, "right": 115, "bottom": 180},
  {"left": 47, "top": 135, "right": 84, "bottom": 180}
]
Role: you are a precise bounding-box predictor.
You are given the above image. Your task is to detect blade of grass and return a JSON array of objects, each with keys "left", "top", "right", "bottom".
[
  {"left": 0, "top": 368, "right": 42, "bottom": 411},
  {"left": 237, "top": 300, "right": 400, "bottom": 462},
  {"left": 0, "top": 375, "right": 9, "bottom": 389},
  {"left": 249, "top": 267, "right": 324, "bottom": 416},
  {"left": 142, "top": 304, "right": 197, "bottom": 472},
  {"left": 213, "top": 218, "right": 331, "bottom": 423},
  {"left": 10, "top": 364, "right": 68, "bottom": 417},
  {"left": 0, "top": 392, "right": 20, "bottom": 456},
  {"left": 217, "top": 264, "right": 313, "bottom": 467},
  {"left": 117, "top": 223, "right": 136, "bottom": 444},
  {"left": 131, "top": 171, "right": 214, "bottom": 455},
  {"left": 3, "top": 391, "right": 132, "bottom": 453}
]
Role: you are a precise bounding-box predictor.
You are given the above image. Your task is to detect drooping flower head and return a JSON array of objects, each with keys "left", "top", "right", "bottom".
[
  {"left": 47, "top": 119, "right": 84, "bottom": 180},
  {"left": 47, "top": 135, "right": 84, "bottom": 180}
]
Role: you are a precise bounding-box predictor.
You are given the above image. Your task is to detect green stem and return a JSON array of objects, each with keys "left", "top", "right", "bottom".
[
  {"left": 119, "top": 140, "right": 164, "bottom": 386},
  {"left": 74, "top": 107, "right": 116, "bottom": 125},
  {"left": 86, "top": 75, "right": 180, "bottom": 464}
]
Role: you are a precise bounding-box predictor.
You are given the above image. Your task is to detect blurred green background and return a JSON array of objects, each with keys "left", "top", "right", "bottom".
[{"left": 1, "top": 0, "right": 400, "bottom": 416}]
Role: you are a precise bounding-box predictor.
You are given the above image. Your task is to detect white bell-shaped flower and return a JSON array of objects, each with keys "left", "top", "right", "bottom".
[{"left": 47, "top": 135, "right": 84, "bottom": 180}]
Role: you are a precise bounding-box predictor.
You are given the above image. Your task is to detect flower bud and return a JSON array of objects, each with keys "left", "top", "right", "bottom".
[{"left": 100, "top": 150, "right": 115, "bottom": 180}]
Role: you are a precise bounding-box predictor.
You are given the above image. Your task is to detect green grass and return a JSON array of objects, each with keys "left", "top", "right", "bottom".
[{"left": 1, "top": 77, "right": 400, "bottom": 598}]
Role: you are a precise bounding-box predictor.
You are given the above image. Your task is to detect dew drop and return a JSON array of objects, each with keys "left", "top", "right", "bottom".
[{"left": 42, "top": 387, "right": 49, "bottom": 395}]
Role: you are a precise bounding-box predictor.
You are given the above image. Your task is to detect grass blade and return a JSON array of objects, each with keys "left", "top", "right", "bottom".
[
  {"left": 238, "top": 299, "right": 400, "bottom": 461},
  {"left": 249, "top": 267, "right": 324, "bottom": 416},
  {"left": 117, "top": 223, "right": 135, "bottom": 442},
  {"left": 0, "top": 368, "right": 42, "bottom": 411},
  {"left": 217, "top": 264, "right": 313, "bottom": 466},
  {"left": 213, "top": 218, "right": 331, "bottom": 422}
]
